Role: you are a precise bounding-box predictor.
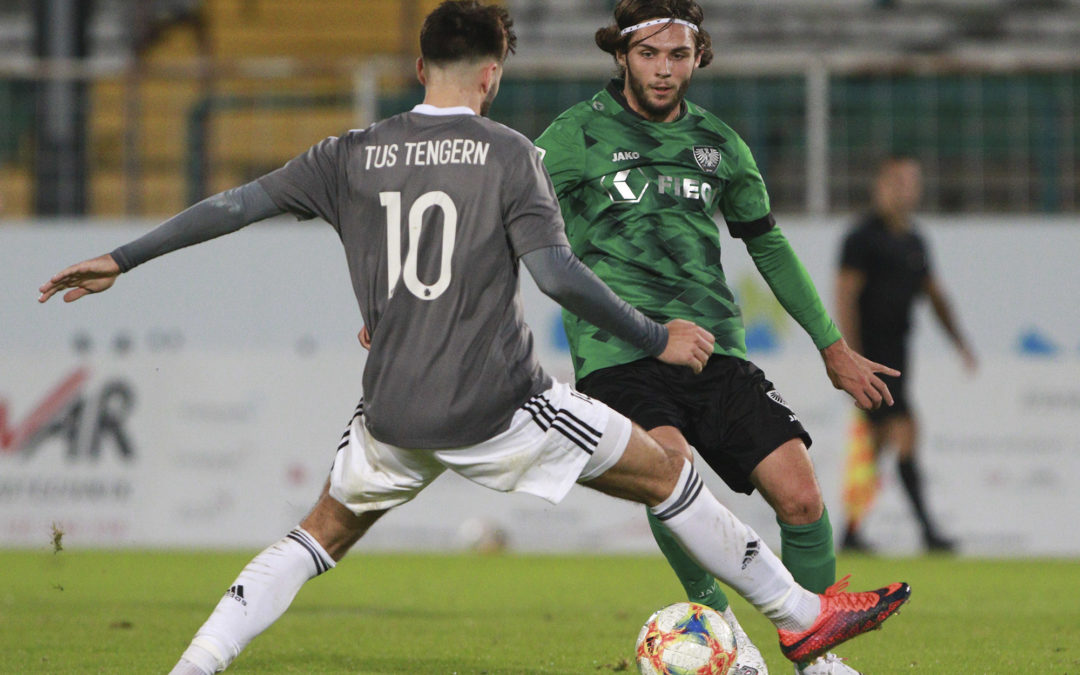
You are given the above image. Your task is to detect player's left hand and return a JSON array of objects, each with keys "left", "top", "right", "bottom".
[
  {"left": 38, "top": 254, "right": 121, "bottom": 304},
  {"left": 821, "top": 337, "right": 900, "bottom": 410},
  {"left": 358, "top": 325, "right": 371, "bottom": 350}
]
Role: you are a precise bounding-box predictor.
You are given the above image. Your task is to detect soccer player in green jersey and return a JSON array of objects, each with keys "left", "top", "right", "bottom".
[{"left": 535, "top": 2, "right": 900, "bottom": 673}]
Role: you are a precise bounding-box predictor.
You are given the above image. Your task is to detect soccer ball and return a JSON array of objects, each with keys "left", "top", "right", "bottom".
[{"left": 635, "top": 602, "right": 738, "bottom": 675}]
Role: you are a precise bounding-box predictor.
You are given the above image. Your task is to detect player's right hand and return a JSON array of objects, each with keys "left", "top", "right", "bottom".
[
  {"left": 38, "top": 253, "right": 121, "bottom": 304},
  {"left": 658, "top": 319, "right": 714, "bottom": 374}
]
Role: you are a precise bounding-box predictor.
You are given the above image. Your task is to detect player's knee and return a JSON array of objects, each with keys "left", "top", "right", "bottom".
[
  {"left": 608, "top": 426, "right": 694, "bottom": 507},
  {"left": 647, "top": 426, "right": 693, "bottom": 463},
  {"left": 775, "top": 487, "right": 824, "bottom": 524},
  {"left": 649, "top": 444, "right": 690, "bottom": 504},
  {"left": 668, "top": 443, "right": 692, "bottom": 463}
]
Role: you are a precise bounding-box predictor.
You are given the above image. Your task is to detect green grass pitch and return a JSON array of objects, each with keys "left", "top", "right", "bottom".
[{"left": 1, "top": 550, "right": 1077, "bottom": 673}]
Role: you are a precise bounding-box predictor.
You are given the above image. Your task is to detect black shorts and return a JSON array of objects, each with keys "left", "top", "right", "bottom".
[{"left": 576, "top": 355, "right": 811, "bottom": 495}]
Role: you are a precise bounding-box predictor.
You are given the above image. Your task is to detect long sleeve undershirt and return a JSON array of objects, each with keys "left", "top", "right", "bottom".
[
  {"left": 521, "top": 245, "right": 667, "bottom": 357},
  {"left": 110, "top": 181, "right": 282, "bottom": 272},
  {"left": 108, "top": 182, "right": 668, "bottom": 357},
  {"left": 744, "top": 227, "right": 842, "bottom": 350}
]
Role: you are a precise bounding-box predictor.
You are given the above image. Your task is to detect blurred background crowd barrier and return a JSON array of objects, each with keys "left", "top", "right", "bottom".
[{"left": 1, "top": 0, "right": 1079, "bottom": 218}]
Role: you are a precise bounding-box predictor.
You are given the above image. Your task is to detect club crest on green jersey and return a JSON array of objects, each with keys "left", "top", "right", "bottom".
[{"left": 692, "top": 145, "right": 722, "bottom": 174}]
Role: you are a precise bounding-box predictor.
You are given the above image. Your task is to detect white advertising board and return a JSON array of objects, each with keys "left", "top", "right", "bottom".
[{"left": 2, "top": 217, "right": 1078, "bottom": 555}]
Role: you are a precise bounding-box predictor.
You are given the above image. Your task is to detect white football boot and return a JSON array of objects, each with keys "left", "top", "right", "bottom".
[
  {"left": 793, "top": 652, "right": 861, "bottom": 674},
  {"left": 722, "top": 607, "right": 768, "bottom": 675}
]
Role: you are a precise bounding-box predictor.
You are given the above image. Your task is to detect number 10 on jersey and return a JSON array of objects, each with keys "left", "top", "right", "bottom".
[{"left": 380, "top": 190, "right": 457, "bottom": 300}]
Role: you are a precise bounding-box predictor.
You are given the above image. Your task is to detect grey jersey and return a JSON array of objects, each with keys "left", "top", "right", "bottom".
[{"left": 258, "top": 110, "right": 568, "bottom": 448}]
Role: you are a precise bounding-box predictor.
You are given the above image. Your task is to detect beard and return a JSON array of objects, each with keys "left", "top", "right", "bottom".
[{"left": 625, "top": 68, "right": 691, "bottom": 121}]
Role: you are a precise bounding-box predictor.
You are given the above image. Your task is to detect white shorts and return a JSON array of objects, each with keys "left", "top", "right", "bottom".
[{"left": 328, "top": 381, "right": 632, "bottom": 514}]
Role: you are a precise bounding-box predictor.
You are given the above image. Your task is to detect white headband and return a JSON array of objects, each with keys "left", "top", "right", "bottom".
[{"left": 619, "top": 18, "right": 699, "bottom": 36}]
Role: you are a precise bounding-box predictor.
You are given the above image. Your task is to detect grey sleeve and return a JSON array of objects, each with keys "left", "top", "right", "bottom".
[
  {"left": 256, "top": 134, "right": 343, "bottom": 227},
  {"left": 110, "top": 181, "right": 283, "bottom": 272},
  {"left": 522, "top": 245, "right": 668, "bottom": 356},
  {"left": 503, "top": 140, "right": 571, "bottom": 257}
]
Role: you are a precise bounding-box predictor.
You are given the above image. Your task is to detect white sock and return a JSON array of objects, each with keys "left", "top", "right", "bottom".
[
  {"left": 650, "top": 461, "right": 820, "bottom": 632},
  {"left": 171, "top": 528, "right": 335, "bottom": 673}
]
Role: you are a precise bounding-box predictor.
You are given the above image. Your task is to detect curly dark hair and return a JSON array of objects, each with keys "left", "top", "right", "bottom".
[
  {"left": 420, "top": 1, "right": 517, "bottom": 66},
  {"left": 595, "top": 0, "right": 713, "bottom": 73}
]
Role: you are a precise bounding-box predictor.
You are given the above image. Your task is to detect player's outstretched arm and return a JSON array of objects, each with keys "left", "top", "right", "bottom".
[
  {"left": 38, "top": 181, "right": 284, "bottom": 306},
  {"left": 820, "top": 337, "right": 900, "bottom": 411},
  {"left": 38, "top": 253, "right": 121, "bottom": 304},
  {"left": 744, "top": 228, "right": 842, "bottom": 352}
]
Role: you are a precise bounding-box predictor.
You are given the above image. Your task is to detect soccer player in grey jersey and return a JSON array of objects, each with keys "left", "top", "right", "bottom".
[{"left": 38, "top": 2, "right": 908, "bottom": 672}]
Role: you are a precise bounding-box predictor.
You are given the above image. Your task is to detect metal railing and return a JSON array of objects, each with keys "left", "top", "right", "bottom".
[{"left": 2, "top": 51, "right": 1078, "bottom": 217}]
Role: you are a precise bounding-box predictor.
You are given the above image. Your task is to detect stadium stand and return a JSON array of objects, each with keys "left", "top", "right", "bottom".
[{"left": 0, "top": 0, "right": 1077, "bottom": 216}]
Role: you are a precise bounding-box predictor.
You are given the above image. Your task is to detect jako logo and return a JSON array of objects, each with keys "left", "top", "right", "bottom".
[{"left": 0, "top": 368, "right": 136, "bottom": 462}]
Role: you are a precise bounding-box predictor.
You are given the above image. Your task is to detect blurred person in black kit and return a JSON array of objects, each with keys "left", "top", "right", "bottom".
[{"left": 835, "top": 155, "right": 977, "bottom": 554}]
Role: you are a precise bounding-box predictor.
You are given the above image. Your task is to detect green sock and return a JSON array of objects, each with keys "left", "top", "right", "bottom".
[
  {"left": 778, "top": 506, "right": 836, "bottom": 594},
  {"left": 647, "top": 509, "right": 730, "bottom": 612}
]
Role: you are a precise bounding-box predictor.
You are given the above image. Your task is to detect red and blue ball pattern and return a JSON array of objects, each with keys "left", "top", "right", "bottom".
[{"left": 635, "top": 602, "right": 737, "bottom": 675}]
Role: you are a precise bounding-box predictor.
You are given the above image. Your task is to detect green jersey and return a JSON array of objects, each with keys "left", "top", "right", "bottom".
[{"left": 536, "top": 80, "right": 777, "bottom": 380}]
